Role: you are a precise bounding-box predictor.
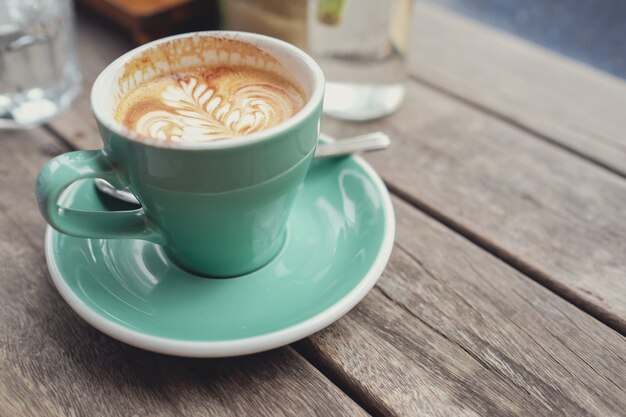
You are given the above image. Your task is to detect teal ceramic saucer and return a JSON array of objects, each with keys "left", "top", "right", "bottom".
[{"left": 45, "top": 154, "right": 394, "bottom": 357}]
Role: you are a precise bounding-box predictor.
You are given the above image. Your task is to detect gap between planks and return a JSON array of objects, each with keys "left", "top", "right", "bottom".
[
  {"left": 384, "top": 179, "right": 625, "bottom": 336},
  {"left": 408, "top": 73, "right": 626, "bottom": 181}
]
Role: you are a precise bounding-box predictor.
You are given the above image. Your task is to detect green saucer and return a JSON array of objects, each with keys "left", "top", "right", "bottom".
[{"left": 45, "top": 155, "right": 395, "bottom": 357}]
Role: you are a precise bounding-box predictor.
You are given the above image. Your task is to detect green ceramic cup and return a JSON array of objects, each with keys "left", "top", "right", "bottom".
[{"left": 36, "top": 31, "right": 324, "bottom": 277}]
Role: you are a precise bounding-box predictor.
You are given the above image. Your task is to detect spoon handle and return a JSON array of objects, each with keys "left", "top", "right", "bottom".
[{"left": 315, "top": 132, "right": 390, "bottom": 159}]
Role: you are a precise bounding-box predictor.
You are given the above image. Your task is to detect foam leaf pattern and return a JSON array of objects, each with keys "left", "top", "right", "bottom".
[{"left": 134, "top": 76, "right": 299, "bottom": 142}]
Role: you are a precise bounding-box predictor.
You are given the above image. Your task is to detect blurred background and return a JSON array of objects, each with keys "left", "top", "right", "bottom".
[
  {"left": 71, "top": 0, "right": 626, "bottom": 78},
  {"left": 2, "top": 0, "right": 624, "bottom": 128},
  {"left": 428, "top": 0, "right": 626, "bottom": 79}
]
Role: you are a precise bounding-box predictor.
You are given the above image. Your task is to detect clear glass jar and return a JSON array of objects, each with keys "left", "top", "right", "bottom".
[
  {"left": 308, "top": 0, "right": 411, "bottom": 121},
  {"left": 0, "top": 0, "right": 81, "bottom": 128}
]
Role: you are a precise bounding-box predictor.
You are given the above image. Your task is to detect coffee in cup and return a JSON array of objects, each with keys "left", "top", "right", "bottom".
[
  {"left": 114, "top": 63, "right": 306, "bottom": 142},
  {"left": 111, "top": 36, "right": 308, "bottom": 143},
  {"left": 37, "top": 32, "right": 324, "bottom": 277}
]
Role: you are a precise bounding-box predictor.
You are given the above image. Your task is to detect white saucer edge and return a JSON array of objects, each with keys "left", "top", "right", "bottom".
[{"left": 44, "top": 155, "right": 396, "bottom": 358}]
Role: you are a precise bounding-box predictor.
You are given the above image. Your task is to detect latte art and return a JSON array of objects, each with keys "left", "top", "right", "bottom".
[{"left": 115, "top": 66, "right": 305, "bottom": 142}]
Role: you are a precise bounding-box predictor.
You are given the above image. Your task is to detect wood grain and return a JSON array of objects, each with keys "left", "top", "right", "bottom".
[
  {"left": 409, "top": 3, "right": 626, "bottom": 176},
  {"left": 298, "top": 197, "right": 626, "bottom": 417},
  {"left": 0, "top": 129, "right": 366, "bottom": 417},
  {"left": 322, "top": 77, "right": 626, "bottom": 333}
]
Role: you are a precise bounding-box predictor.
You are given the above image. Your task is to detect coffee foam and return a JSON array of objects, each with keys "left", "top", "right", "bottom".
[
  {"left": 115, "top": 66, "right": 305, "bottom": 142},
  {"left": 113, "top": 36, "right": 307, "bottom": 142}
]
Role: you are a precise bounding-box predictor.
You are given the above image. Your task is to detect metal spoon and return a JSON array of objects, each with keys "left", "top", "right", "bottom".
[
  {"left": 95, "top": 132, "right": 390, "bottom": 205},
  {"left": 315, "top": 131, "right": 390, "bottom": 158}
]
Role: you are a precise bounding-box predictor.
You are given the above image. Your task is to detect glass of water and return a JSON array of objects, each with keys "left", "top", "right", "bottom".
[
  {"left": 307, "top": 0, "right": 411, "bottom": 121},
  {"left": 0, "top": 0, "right": 81, "bottom": 128}
]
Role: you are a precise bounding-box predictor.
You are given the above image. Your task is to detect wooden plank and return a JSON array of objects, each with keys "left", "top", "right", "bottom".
[
  {"left": 0, "top": 129, "right": 367, "bottom": 417},
  {"left": 409, "top": 2, "right": 626, "bottom": 176},
  {"left": 321, "top": 77, "right": 626, "bottom": 333},
  {"left": 298, "top": 197, "right": 626, "bottom": 417}
]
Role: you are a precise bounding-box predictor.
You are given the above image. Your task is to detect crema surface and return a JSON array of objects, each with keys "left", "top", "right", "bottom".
[{"left": 114, "top": 66, "right": 305, "bottom": 142}]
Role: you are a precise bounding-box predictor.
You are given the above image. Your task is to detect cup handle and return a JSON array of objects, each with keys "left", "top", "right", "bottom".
[{"left": 36, "top": 150, "right": 167, "bottom": 245}]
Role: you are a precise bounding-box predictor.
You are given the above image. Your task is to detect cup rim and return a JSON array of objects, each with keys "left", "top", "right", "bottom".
[{"left": 91, "top": 31, "right": 325, "bottom": 150}]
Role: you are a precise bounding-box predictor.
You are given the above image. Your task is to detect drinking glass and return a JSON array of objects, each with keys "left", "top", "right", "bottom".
[
  {"left": 0, "top": 0, "right": 81, "bottom": 128},
  {"left": 308, "top": 0, "right": 411, "bottom": 121}
]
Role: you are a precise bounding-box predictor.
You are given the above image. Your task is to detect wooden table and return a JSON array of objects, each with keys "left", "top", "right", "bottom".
[{"left": 2, "top": 4, "right": 625, "bottom": 416}]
